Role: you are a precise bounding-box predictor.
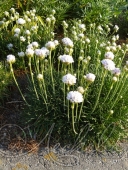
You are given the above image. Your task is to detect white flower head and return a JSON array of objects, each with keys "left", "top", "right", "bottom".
[
  {"left": 101, "top": 59, "right": 115, "bottom": 71},
  {"left": 58, "top": 55, "right": 74, "bottom": 64},
  {"left": 4, "top": 11, "right": 9, "bottom": 17},
  {"left": 54, "top": 40, "right": 59, "bottom": 46},
  {"left": 18, "top": 52, "right": 25, "bottom": 57},
  {"left": 97, "top": 25, "right": 103, "bottom": 32},
  {"left": 111, "top": 68, "right": 121, "bottom": 77},
  {"left": 25, "top": 48, "right": 34, "bottom": 58},
  {"left": 85, "top": 73, "right": 96, "bottom": 83},
  {"left": 114, "top": 25, "right": 119, "bottom": 32},
  {"left": 78, "top": 33, "right": 84, "bottom": 39},
  {"left": 67, "top": 91, "right": 83, "bottom": 103},
  {"left": 45, "top": 41, "right": 55, "bottom": 51},
  {"left": 17, "top": 18, "right": 26, "bottom": 25},
  {"left": 37, "top": 74, "right": 43, "bottom": 80},
  {"left": 10, "top": 8, "right": 15, "bottom": 13},
  {"left": 85, "top": 38, "right": 90, "bottom": 44},
  {"left": 14, "top": 28, "right": 20, "bottom": 34},
  {"left": 62, "top": 37, "right": 73, "bottom": 48},
  {"left": 77, "top": 86, "right": 85, "bottom": 94},
  {"left": 32, "top": 41, "right": 39, "bottom": 48},
  {"left": 25, "top": 30, "right": 30, "bottom": 35},
  {"left": 112, "top": 76, "right": 118, "bottom": 82},
  {"left": 7, "top": 43, "right": 13, "bottom": 50},
  {"left": 41, "top": 47, "right": 49, "bottom": 56},
  {"left": 14, "top": 33, "right": 19, "bottom": 38},
  {"left": 78, "top": 24, "right": 86, "bottom": 31},
  {"left": 7, "top": 54, "right": 15, "bottom": 64},
  {"left": 46, "top": 17, "right": 51, "bottom": 23},
  {"left": 105, "top": 51, "right": 114, "bottom": 60},
  {"left": 35, "top": 49, "right": 47, "bottom": 59},
  {"left": 27, "top": 44, "right": 33, "bottom": 49},
  {"left": 62, "top": 73, "right": 76, "bottom": 86},
  {"left": 20, "top": 36, "right": 26, "bottom": 42}
]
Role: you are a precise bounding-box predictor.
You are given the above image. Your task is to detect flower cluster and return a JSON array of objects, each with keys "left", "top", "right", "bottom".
[
  {"left": 62, "top": 74, "right": 76, "bottom": 85},
  {"left": 67, "top": 91, "right": 83, "bottom": 103},
  {"left": 62, "top": 37, "right": 73, "bottom": 48},
  {"left": 58, "top": 55, "right": 74, "bottom": 64}
]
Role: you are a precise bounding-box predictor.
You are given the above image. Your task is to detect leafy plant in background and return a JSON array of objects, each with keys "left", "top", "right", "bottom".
[{"left": 3, "top": 7, "right": 128, "bottom": 150}]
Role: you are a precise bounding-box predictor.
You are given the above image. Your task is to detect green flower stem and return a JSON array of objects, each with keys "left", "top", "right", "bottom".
[
  {"left": 110, "top": 75, "right": 127, "bottom": 110},
  {"left": 28, "top": 58, "right": 39, "bottom": 99},
  {"left": 38, "top": 81, "right": 48, "bottom": 112},
  {"left": 75, "top": 103, "right": 78, "bottom": 122},
  {"left": 49, "top": 51, "right": 55, "bottom": 93},
  {"left": 10, "top": 64, "right": 29, "bottom": 106},
  {"left": 92, "top": 69, "right": 107, "bottom": 113},
  {"left": 102, "top": 82, "right": 114, "bottom": 105},
  {"left": 78, "top": 86, "right": 89, "bottom": 121},
  {"left": 71, "top": 103, "right": 78, "bottom": 134},
  {"left": 40, "top": 60, "right": 47, "bottom": 100},
  {"left": 108, "top": 72, "right": 125, "bottom": 104}
]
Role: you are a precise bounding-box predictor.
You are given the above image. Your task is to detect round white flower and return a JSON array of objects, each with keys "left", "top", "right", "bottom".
[
  {"left": 7, "top": 54, "right": 15, "bottom": 64},
  {"left": 25, "top": 48, "right": 34, "bottom": 58},
  {"left": 85, "top": 38, "right": 90, "bottom": 43},
  {"left": 17, "top": 18, "right": 26, "bottom": 25},
  {"left": 18, "top": 52, "right": 25, "bottom": 57},
  {"left": 32, "top": 41, "right": 39, "bottom": 48},
  {"left": 62, "top": 37, "right": 73, "bottom": 48},
  {"left": 46, "top": 17, "right": 51, "bottom": 23},
  {"left": 27, "top": 44, "right": 33, "bottom": 49},
  {"left": 112, "top": 76, "right": 118, "bottom": 82},
  {"left": 105, "top": 51, "right": 114, "bottom": 60},
  {"left": 37, "top": 74, "right": 43, "bottom": 80},
  {"left": 62, "top": 74, "right": 76, "bottom": 86},
  {"left": 25, "top": 30, "right": 30, "bottom": 35},
  {"left": 35, "top": 49, "right": 46, "bottom": 59},
  {"left": 7, "top": 43, "right": 13, "bottom": 50},
  {"left": 101, "top": 59, "right": 115, "bottom": 71},
  {"left": 45, "top": 41, "right": 55, "bottom": 51},
  {"left": 97, "top": 25, "right": 103, "bottom": 32},
  {"left": 78, "top": 33, "right": 84, "bottom": 38},
  {"left": 78, "top": 24, "right": 86, "bottom": 31},
  {"left": 77, "top": 86, "right": 85, "bottom": 94},
  {"left": 14, "top": 28, "right": 20, "bottom": 34},
  {"left": 111, "top": 68, "right": 121, "bottom": 76},
  {"left": 58, "top": 55, "right": 74, "bottom": 64},
  {"left": 67, "top": 91, "right": 83, "bottom": 103},
  {"left": 20, "top": 36, "right": 26, "bottom": 42},
  {"left": 54, "top": 40, "right": 59, "bottom": 46},
  {"left": 10, "top": 8, "right": 15, "bottom": 13},
  {"left": 4, "top": 11, "right": 9, "bottom": 17},
  {"left": 14, "top": 33, "right": 19, "bottom": 38},
  {"left": 114, "top": 25, "right": 119, "bottom": 32},
  {"left": 41, "top": 47, "right": 49, "bottom": 56},
  {"left": 85, "top": 73, "right": 96, "bottom": 83}
]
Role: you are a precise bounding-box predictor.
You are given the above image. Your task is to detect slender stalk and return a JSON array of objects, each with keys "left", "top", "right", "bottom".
[
  {"left": 92, "top": 69, "right": 107, "bottom": 113},
  {"left": 28, "top": 58, "right": 39, "bottom": 99},
  {"left": 10, "top": 64, "right": 29, "bottom": 106},
  {"left": 49, "top": 51, "right": 55, "bottom": 93},
  {"left": 71, "top": 103, "right": 77, "bottom": 134}
]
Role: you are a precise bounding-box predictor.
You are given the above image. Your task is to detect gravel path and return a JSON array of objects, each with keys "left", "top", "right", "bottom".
[{"left": 0, "top": 142, "right": 127, "bottom": 170}]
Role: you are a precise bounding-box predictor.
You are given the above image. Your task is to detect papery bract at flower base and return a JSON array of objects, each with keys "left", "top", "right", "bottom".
[
  {"left": 62, "top": 74, "right": 76, "bottom": 86},
  {"left": 67, "top": 91, "right": 83, "bottom": 103},
  {"left": 105, "top": 51, "right": 114, "bottom": 60},
  {"left": 101, "top": 59, "right": 115, "bottom": 71},
  {"left": 58, "top": 55, "right": 74, "bottom": 64},
  {"left": 7, "top": 54, "right": 16, "bottom": 64}
]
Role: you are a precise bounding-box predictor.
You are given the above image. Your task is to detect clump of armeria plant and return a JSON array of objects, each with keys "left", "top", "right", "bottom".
[{"left": 5, "top": 10, "right": 128, "bottom": 150}]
